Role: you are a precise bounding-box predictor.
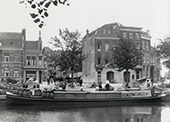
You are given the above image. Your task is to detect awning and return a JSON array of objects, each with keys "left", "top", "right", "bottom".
[{"left": 134, "top": 65, "right": 143, "bottom": 69}]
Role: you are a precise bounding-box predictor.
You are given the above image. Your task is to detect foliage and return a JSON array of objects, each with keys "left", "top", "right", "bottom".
[
  {"left": 49, "top": 28, "right": 86, "bottom": 79},
  {"left": 111, "top": 39, "right": 143, "bottom": 72},
  {"left": 156, "top": 36, "right": 170, "bottom": 69},
  {"left": 20, "top": 0, "right": 70, "bottom": 28},
  {"left": 6, "top": 78, "right": 18, "bottom": 84}
]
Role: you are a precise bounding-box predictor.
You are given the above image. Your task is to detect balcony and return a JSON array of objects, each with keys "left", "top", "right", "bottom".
[
  {"left": 24, "top": 65, "right": 44, "bottom": 69},
  {"left": 134, "top": 65, "right": 143, "bottom": 70}
]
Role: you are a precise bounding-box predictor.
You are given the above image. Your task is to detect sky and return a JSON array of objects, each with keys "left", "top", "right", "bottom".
[{"left": 0, "top": 0, "right": 170, "bottom": 76}]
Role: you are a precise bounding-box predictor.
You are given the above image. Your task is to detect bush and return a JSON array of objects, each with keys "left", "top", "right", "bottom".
[
  {"left": 0, "top": 82, "right": 7, "bottom": 89},
  {"left": 0, "top": 89, "right": 5, "bottom": 95},
  {"left": 6, "top": 78, "right": 18, "bottom": 84}
]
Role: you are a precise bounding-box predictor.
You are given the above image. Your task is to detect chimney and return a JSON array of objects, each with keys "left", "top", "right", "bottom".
[
  {"left": 86, "top": 29, "right": 89, "bottom": 35},
  {"left": 146, "top": 30, "right": 150, "bottom": 35},
  {"left": 22, "top": 28, "right": 26, "bottom": 48},
  {"left": 22, "top": 28, "right": 26, "bottom": 41},
  {"left": 38, "top": 30, "right": 42, "bottom": 41}
]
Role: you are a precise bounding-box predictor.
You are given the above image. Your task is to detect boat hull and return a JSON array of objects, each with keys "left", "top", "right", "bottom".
[
  {"left": 0, "top": 95, "right": 6, "bottom": 101},
  {"left": 161, "top": 95, "right": 170, "bottom": 102},
  {"left": 6, "top": 91, "right": 165, "bottom": 108}
]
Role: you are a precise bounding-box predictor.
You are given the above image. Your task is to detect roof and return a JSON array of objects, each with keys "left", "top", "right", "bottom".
[
  {"left": 86, "top": 23, "right": 121, "bottom": 38},
  {"left": 84, "top": 22, "right": 142, "bottom": 39},
  {"left": 25, "top": 41, "right": 38, "bottom": 50},
  {"left": 0, "top": 32, "right": 22, "bottom": 40},
  {"left": 0, "top": 32, "right": 23, "bottom": 48}
]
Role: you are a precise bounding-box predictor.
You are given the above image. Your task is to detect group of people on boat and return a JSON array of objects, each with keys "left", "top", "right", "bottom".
[
  {"left": 45, "top": 74, "right": 84, "bottom": 91},
  {"left": 91, "top": 80, "right": 114, "bottom": 91},
  {"left": 21, "top": 74, "right": 156, "bottom": 95}
]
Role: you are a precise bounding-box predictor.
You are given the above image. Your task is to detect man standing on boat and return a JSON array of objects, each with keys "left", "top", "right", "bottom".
[{"left": 105, "top": 80, "right": 111, "bottom": 91}]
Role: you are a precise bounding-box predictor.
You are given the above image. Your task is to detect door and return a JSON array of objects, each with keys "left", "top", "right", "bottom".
[
  {"left": 124, "top": 71, "right": 130, "bottom": 83},
  {"left": 107, "top": 71, "right": 114, "bottom": 82}
]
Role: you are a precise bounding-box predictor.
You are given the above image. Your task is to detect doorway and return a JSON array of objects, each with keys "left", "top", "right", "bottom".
[
  {"left": 106, "top": 71, "right": 114, "bottom": 82},
  {"left": 124, "top": 71, "right": 130, "bottom": 83}
]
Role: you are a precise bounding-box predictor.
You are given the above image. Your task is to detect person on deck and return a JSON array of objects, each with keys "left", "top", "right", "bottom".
[
  {"left": 79, "top": 77, "right": 83, "bottom": 87},
  {"left": 98, "top": 81, "right": 102, "bottom": 91},
  {"left": 105, "top": 80, "right": 110, "bottom": 91},
  {"left": 62, "top": 80, "right": 67, "bottom": 91}
]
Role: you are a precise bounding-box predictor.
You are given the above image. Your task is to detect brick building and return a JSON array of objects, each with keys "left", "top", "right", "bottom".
[
  {"left": 0, "top": 29, "right": 44, "bottom": 83},
  {"left": 0, "top": 31, "right": 24, "bottom": 81},
  {"left": 82, "top": 23, "right": 161, "bottom": 84},
  {"left": 23, "top": 30, "right": 44, "bottom": 82}
]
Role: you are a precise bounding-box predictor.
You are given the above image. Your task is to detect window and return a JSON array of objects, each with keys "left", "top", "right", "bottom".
[
  {"left": 142, "top": 41, "right": 145, "bottom": 49},
  {"left": 97, "top": 43, "right": 101, "bottom": 51},
  {"left": 97, "top": 58, "right": 101, "bottom": 65},
  {"left": 4, "top": 70, "right": 9, "bottom": 77},
  {"left": 14, "top": 70, "right": 19, "bottom": 77},
  {"left": 97, "top": 71, "right": 101, "bottom": 82},
  {"left": 146, "top": 41, "right": 149, "bottom": 50},
  {"left": 105, "top": 43, "right": 109, "bottom": 51},
  {"left": 146, "top": 54, "right": 149, "bottom": 63},
  {"left": 32, "top": 56, "right": 37, "bottom": 65},
  {"left": 135, "top": 33, "right": 140, "bottom": 40},
  {"left": 4, "top": 56, "right": 9, "bottom": 62},
  {"left": 26, "top": 56, "right": 31, "bottom": 65},
  {"left": 39, "top": 56, "right": 42, "bottom": 66},
  {"left": 136, "top": 42, "right": 140, "bottom": 49},
  {"left": 129, "top": 33, "right": 134, "bottom": 39},
  {"left": 123, "top": 32, "right": 127, "bottom": 39},
  {"left": 113, "top": 44, "right": 116, "bottom": 49},
  {"left": 136, "top": 71, "right": 139, "bottom": 79},
  {"left": 14, "top": 55, "right": 19, "bottom": 62},
  {"left": 105, "top": 59, "right": 108, "bottom": 64},
  {"left": 26, "top": 56, "right": 37, "bottom": 66},
  {"left": 132, "top": 75, "right": 135, "bottom": 79}
]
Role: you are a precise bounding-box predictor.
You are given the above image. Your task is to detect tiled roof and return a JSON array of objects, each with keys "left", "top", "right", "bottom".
[
  {"left": 0, "top": 32, "right": 22, "bottom": 40},
  {"left": 0, "top": 32, "right": 23, "bottom": 48},
  {"left": 87, "top": 23, "right": 120, "bottom": 38},
  {"left": 25, "top": 41, "right": 38, "bottom": 50},
  {"left": 84, "top": 23, "right": 142, "bottom": 39}
]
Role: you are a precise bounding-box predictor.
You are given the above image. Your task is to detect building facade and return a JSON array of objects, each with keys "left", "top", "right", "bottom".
[
  {"left": 0, "top": 29, "right": 44, "bottom": 83},
  {"left": 82, "top": 23, "right": 161, "bottom": 84},
  {"left": 0, "top": 31, "right": 24, "bottom": 81},
  {"left": 23, "top": 31, "right": 44, "bottom": 83}
]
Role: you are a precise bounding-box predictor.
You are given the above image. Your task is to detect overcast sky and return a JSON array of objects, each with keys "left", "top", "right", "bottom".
[{"left": 0, "top": 0, "right": 170, "bottom": 75}]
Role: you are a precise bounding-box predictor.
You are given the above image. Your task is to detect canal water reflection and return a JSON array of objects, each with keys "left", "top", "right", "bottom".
[{"left": 0, "top": 101, "right": 170, "bottom": 122}]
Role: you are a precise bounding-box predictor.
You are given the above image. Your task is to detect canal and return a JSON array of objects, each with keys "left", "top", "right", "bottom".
[{"left": 0, "top": 101, "right": 170, "bottom": 122}]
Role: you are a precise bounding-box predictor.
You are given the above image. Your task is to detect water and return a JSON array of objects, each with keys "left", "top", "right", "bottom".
[{"left": 0, "top": 101, "right": 170, "bottom": 122}]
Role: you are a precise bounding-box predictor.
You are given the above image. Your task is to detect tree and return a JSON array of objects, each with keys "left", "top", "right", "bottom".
[
  {"left": 156, "top": 36, "right": 170, "bottom": 69},
  {"left": 111, "top": 39, "right": 142, "bottom": 85},
  {"left": 50, "top": 28, "right": 86, "bottom": 85},
  {"left": 20, "top": 0, "right": 70, "bottom": 28}
]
